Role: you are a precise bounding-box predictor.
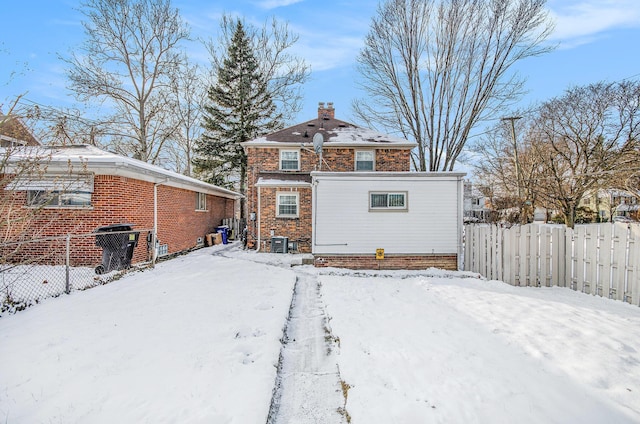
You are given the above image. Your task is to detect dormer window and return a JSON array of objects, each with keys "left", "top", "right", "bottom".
[
  {"left": 355, "top": 150, "right": 374, "bottom": 171},
  {"left": 280, "top": 150, "right": 300, "bottom": 170}
]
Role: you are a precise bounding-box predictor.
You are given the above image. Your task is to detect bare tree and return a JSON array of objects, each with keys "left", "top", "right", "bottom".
[
  {"left": 1, "top": 100, "right": 88, "bottom": 261},
  {"left": 64, "top": 0, "right": 189, "bottom": 164},
  {"left": 10, "top": 100, "right": 109, "bottom": 147},
  {"left": 167, "top": 59, "right": 207, "bottom": 176},
  {"left": 354, "top": 0, "right": 554, "bottom": 171},
  {"left": 473, "top": 114, "right": 544, "bottom": 223},
  {"left": 206, "top": 14, "right": 311, "bottom": 124},
  {"left": 625, "top": 170, "right": 640, "bottom": 199},
  {"left": 529, "top": 81, "right": 640, "bottom": 227}
]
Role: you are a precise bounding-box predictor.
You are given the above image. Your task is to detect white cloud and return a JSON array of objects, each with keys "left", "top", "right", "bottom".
[
  {"left": 285, "top": 12, "right": 372, "bottom": 72},
  {"left": 254, "top": 0, "right": 304, "bottom": 10},
  {"left": 548, "top": 0, "right": 640, "bottom": 44}
]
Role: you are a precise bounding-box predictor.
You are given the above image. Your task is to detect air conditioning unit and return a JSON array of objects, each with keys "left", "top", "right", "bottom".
[{"left": 271, "top": 236, "right": 289, "bottom": 253}]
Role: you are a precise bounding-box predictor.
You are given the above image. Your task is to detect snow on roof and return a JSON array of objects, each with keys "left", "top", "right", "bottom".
[
  {"left": 255, "top": 177, "right": 312, "bottom": 187},
  {"left": 323, "top": 125, "right": 409, "bottom": 145},
  {"left": 2, "top": 144, "right": 242, "bottom": 199},
  {"left": 242, "top": 117, "right": 416, "bottom": 148}
]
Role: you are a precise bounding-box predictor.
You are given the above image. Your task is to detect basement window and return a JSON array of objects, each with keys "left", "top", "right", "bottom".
[{"left": 369, "top": 192, "right": 407, "bottom": 211}]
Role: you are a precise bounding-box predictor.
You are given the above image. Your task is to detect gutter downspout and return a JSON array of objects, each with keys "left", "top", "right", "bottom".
[
  {"left": 457, "top": 176, "right": 464, "bottom": 271},
  {"left": 153, "top": 179, "right": 168, "bottom": 265},
  {"left": 256, "top": 185, "right": 262, "bottom": 252},
  {"left": 312, "top": 178, "right": 318, "bottom": 252}
]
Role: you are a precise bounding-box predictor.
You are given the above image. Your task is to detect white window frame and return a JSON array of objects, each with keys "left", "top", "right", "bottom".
[
  {"left": 196, "top": 192, "right": 207, "bottom": 211},
  {"left": 369, "top": 191, "right": 408, "bottom": 211},
  {"left": 280, "top": 150, "right": 300, "bottom": 171},
  {"left": 276, "top": 192, "right": 299, "bottom": 218},
  {"left": 355, "top": 150, "right": 375, "bottom": 171},
  {"left": 27, "top": 190, "right": 92, "bottom": 208}
]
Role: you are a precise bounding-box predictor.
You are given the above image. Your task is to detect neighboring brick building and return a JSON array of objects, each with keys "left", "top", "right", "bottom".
[
  {"left": 2, "top": 145, "right": 240, "bottom": 265},
  {"left": 243, "top": 102, "right": 465, "bottom": 270}
]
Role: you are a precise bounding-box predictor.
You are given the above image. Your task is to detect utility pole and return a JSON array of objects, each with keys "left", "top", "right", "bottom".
[{"left": 502, "top": 116, "right": 524, "bottom": 222}]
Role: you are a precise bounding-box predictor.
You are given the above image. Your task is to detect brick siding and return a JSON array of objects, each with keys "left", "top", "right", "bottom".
[
  {"left": 313, "top": 254, "right": 458, "bottom": 270},
  {"left": 1, "top": 174, "right": 235, "bottom": 266},
  {"left": 255, "top": 186, "right": 312, "bottom": 253}
]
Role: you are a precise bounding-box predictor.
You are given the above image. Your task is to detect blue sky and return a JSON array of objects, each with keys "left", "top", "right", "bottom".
[{"left": 2, "top": 0, "right": 640, "bottom": 126}]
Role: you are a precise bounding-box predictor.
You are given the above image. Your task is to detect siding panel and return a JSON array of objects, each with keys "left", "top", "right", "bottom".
[{"left": 313, "top": 174, "right": 461, "bottom": 255}]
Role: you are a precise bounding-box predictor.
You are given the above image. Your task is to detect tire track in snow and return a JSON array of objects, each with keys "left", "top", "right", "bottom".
[
  {"left": 266, "top": 270, "right": 348, "bottom": 424},
  {"left": 213, "top": 246, "right": 348, "bottom": 423}
]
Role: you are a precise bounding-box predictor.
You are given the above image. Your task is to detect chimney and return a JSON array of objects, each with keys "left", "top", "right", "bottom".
[{"left": 318, "top": 101, "right": 335, "bottom": 120}]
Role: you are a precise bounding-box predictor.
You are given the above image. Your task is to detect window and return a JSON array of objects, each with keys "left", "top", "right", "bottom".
[
  {"left": 370, "top": 192, "right": 407, "bottom": 211},
  {"left": 27, "top": 190, "right": 92, "bottom": 208},
  {"left": 355, "top": 151, "right": 374, "bottom": 171},
  {"left": 196, "top": 192, "right": 207, "bottom": 211},
  {"left": 280, "top": 150, "right": 300, "bottom": 170},
  {"left": 277, "top": 192, "right": 299, "bottom": 217}
]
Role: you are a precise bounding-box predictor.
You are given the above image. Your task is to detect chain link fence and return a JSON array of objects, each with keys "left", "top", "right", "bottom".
[{"left": 1, "top": 228, "right": 154, "bottom": 315}]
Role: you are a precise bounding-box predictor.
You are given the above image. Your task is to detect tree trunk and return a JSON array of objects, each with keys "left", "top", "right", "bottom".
[{"left": 564, "top": 204, "right": 576, "bottom": 229}]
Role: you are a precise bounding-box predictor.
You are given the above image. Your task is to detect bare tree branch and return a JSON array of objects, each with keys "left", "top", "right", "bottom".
[
  {"left": 63, "top": 0, "right": 189, "bottom": 164},
  {"left": 354, "top": 0, "right": 554, "bottom": 171}
]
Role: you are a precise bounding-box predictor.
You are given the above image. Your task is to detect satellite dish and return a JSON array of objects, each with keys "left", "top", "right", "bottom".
[{"left": 312, "top": 133, "right": 324, "bottom": 154}]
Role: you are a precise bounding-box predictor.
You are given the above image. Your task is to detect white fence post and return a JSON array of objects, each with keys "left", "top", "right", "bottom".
[
  {"left": 627, "top": 224, "right": 640, "bottom": 305},
  {"left": 551, "top": 227, "right": 564, "bottom": 287},
  {"left": 539, "top": 226, "right": 550, "bottom": 287},
  {"left": 528, "top": 224, "right": 536, "bottom": 286},
  {"left": 611, "top": 224, "right": 627, "bottom": 301},
  {"left": 518, "top": 225, "right": 530, "bottom": 286},
  {"left": 464, "top": 225, "right": 472, "bottom": 272},
  {"left": 509, "top": 226, "right": 521, "bottom": 286},
  {"left": 599, "top": 224, "right": 613, "bottom": 298},
  {"left": 496, "top": 226, "right": 504, "bottom": 282},
  {"left": 574, "top": 226, "right": 586, "bottom": 292},
  {"left": 585, "top": 225, "right": 599, "bottom": 295},
  {"left": 65, "top": 234, "right": 71, "bottom": 294}
]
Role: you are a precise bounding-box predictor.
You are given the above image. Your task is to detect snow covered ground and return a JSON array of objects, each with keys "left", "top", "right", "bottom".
[
  {"left": 1, "top": 243, "right": 640, "bottom": 423},
  {"left": 0, "top": 244, "right": 296, "bottom": 423}
]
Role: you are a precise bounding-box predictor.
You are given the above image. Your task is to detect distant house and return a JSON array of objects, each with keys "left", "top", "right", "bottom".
[
  {"left": 580, "top": 189, "right": 639, "bottom": 222},
  {"left": 463, "top": 181, "right": 489, "bottom": 222},
  {"left": 2, "top": 144, "right": 241, "bottom": 265},
  {"left": 0, "top": 113, "right": 40, "bottom": 147},
  {"left": 243, "top": 102, "right": 465, "bottom": 270}
]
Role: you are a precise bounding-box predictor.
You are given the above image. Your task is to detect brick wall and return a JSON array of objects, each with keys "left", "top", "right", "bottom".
[
  {"left": 313, "top": 254, "right": 458, "bottom": 270},
  {"left": 254, "top": 186, "right": 313, "bottom": 253},
  {"left": 245, "top": 145, "right": 412, "bottom": 251},
  {"left": 156, "top": 184, "right": 233, "bottom": 253},
  {"left": 321, "top": 148, "right": 411, "bottom": 172},
  {"left": 246, "top": 146, "right": 411, "bottom": 175},
  {"left": 1, "top": 174, "right": 235, "bottom": 266}
]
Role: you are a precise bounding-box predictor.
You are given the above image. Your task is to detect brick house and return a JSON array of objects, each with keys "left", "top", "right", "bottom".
[
  {"left": 243, "top": 102, "right": 465, "bottom": 270},
  {"left": 2, "top": 144, "right": 241, "bottom": 265}
]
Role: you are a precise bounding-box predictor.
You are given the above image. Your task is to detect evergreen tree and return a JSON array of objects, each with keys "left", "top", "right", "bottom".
[{"left": 194, "top": 20, "right": 283, "bottom": 213}]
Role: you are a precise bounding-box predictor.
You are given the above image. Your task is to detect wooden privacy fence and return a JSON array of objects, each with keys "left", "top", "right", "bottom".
[{"left": 464, "top": 223, "right": 640, "bottom": 306}]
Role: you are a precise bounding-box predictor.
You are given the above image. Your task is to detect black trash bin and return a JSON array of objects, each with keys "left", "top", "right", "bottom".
[{"left": 94, "top": 223, "right": 140, "bottom": 274}]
